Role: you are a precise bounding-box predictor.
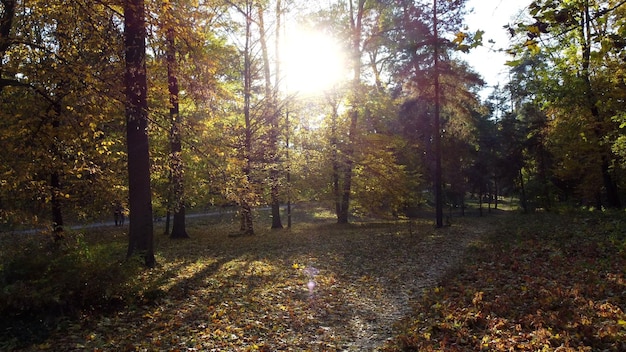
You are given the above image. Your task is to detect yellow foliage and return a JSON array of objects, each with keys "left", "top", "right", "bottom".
[{"left": 453, "top": 31, "right": 467, "bottom": 45}]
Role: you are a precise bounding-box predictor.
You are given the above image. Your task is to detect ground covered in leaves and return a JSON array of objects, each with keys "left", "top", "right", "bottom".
[
  {"left": 2, "top": 207, "right": 625, "bottom": 351},
  {"left": 2, "top": 206, "right": 487, "bottom": 351},
  {"left": 384, "top": 211, "right": 626, "bottom": 351}
]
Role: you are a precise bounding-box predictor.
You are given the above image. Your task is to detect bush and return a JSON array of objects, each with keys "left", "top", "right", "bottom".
[{"left": 0, "top": 230, "right": 144, "bottom": 348}]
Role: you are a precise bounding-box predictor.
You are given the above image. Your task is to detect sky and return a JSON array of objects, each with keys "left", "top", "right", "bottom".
[
  {"left": 282, "top": 1, "right": 533, "bottom": 97},
  {"left": 463, "top": 0, "right": 532, "bottom": 98}
]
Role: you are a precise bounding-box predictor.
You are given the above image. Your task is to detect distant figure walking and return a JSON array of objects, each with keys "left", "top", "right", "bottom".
[{"left": 114, "top": 202, "right": 125, "bottom": 226}]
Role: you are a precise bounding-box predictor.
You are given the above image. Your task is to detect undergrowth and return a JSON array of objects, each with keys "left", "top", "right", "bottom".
[{"left": 0, "top": 230, "right": 145, "bottom": 349}]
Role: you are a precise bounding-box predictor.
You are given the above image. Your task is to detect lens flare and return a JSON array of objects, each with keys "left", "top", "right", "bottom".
[{"left": 307, "top": 280, "right": 316, "bottom": 294}]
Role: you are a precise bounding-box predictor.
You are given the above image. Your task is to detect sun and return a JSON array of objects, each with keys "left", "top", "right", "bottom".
[{"left": 282, "top": 27, "right": 349, "bottom": 95}]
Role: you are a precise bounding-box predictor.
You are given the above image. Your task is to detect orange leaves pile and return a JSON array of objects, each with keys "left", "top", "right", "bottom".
[{"left": 385, "top": 212, "right": 626, "bottom": 351}]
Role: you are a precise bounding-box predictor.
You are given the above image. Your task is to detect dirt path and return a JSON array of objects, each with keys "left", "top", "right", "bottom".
[{"left": 305, "top": 223, "right": 489, "bottom": 350}]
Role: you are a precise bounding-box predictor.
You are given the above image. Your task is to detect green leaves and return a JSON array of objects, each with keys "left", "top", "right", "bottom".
[
  {"left": 505, "top": 0, "right": 626, "bottom": 209},
  {"left": 453, "top": 29, "right": 484, "bottom": 53}
]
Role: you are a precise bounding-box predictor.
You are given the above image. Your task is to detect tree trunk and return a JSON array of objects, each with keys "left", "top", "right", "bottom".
[
  {"left": 433, "top": 0, "right": 443, "bottom": 227},
  {"left": 519, "top": 168, "right": 528, "bottom": 213},
  {"left": 494, "top": 176, "right": 499, "bottom": 210},
  {"left": 331, "top": 106, "right": 341, "bottom": 221},
  {"left": 0, "top": 0, "right": 16, "bottom": 94},
  {"left": 50, "top": 171, "right": 64, "bottom": 235},
  {"left": 239, "top": 203, "right": 254, "bottom": 235},
  {"left": 337, "top": 0, "right": 365, "bottom": 225},
  {"left": 277, "top": 0, "right": 291, "bottom": 228},
  {"left": 580, "top": 0, "right": 621, "bottom": 208},
  {"left": 165, "top": 16, "right": 188, "bottom": 239},
  {"left": 339, "top": 108, "right": 357, "bottom": 224},
  {"left": 536, "top": 139, "right": 550, "bottom": 211},
  {"left": 270, "top": 0, "right": 283, "bottom": 229},
  {"left": 124, "top": 0, "right": 155, "bottom": 267},
  {"left": 258, "top": 4, "right": 283, "bottom": 229},
  {"left": 49, "top": 103, "right": 64, "bottom": 235},
  {"left": 49, "top": 15, "right": 70, "bottom": 236},
  {"left": 285, "top": 103, "right": 293, "bottom": 228},
  {"left": 240, "top": 0, "right": 255, "bottom": 236}
]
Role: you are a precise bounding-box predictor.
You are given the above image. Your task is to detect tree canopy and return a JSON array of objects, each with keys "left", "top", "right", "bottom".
[{"left": 1, "top": 0, "right": 626, "bottom": 243}]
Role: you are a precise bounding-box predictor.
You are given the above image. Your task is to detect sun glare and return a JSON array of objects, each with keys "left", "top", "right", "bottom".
[{"left": 282, "top": 28, "right": 348, "bottom": 95}]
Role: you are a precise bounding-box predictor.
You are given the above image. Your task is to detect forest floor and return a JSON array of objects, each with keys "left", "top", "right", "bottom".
[{"left": 1, "top": 205, "right": 625, "bottom": 351}]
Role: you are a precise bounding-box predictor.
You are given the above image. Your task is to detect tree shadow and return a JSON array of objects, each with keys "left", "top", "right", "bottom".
[{"left": 8, "top": 207, "right": 497, "bottom": 350}]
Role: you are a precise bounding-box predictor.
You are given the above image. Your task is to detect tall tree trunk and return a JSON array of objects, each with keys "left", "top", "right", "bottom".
[
  {"left": 0, "top": 0, "right": 16, "bottom": 94},
  {"left": 519, "top": 168, "right": 528, "bottom": 213},
  {"left": 538, "top": 141, "right": 551, "bottom": 211},
  {"left": 165, "top": 10, "right": 188, "bottom": 239},
  {"left": 433, "top": 0, "right": 443, "bottom": 227},
  {"left": 240, "top": 0, "right": 254, "bottom": 235},
  {"left": 276, "top": 0, "right": 290, "bottom": 228},
  {"left": 49, "top": 16, "right": 70, "bottom": 236},
  {"left": 337, "top": 0, "right": 365, "bottom": 224},
  {"left": 580, "top": 0, "right": 621, "bottom": 208},
  {"left": 258, "top": 4, "right": 282, "bottom": 229},
  {"left": 50, "top": 171, "right": 63, "bottom": 234},
  {"left": 339, "top": 109, "right": 357, "bottom": 224},
  {"left": 285, "top": 109, "right": 292, "bottom": 228},
  {"left": 494, "top": 176, "right": 499, "bottom": 210},
  {"left": 124, "top": 0, "right": 155, "bottom": 267},
  {"left": 50, "top": 114, "right": 64, "bottom": 235},
  {"left": 330, "top": 104, "right": 341, "bottom": 220}
]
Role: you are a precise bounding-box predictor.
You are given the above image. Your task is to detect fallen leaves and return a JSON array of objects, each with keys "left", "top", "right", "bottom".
[
  {"left": 13, "top": 209, "right": 623, "bottom": 350},
  {"left": 4, "top": 213, "right": 489, "bottom": 351},
  {"left": 384, "top": 212, "right": 626, "bottom": 351}
]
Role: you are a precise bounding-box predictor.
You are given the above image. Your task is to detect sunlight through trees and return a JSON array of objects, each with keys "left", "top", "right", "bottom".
[{"left": 1, "top": 0, "right": 626, "bottom": 250}]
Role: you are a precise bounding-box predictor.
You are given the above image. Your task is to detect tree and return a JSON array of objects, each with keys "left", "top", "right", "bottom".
[
  {"left": 350, "top": 94, "right": 411, "bottom": 217},
  {"left": 257, "top": 0, "right": 283, "bottom": 229},
  {"left": 1, "top": 0, "right": 129, "bottom": 229},
  {"left": 162, "top": 0, "right": 189, "bottom": 239},
  {"left": 124, "top": 0, "right": 155, "bottom": 267},
  {"left": 432, "top": 0, "right": 442, "bottom": 226},
  {"left": 0, "top": 0, "right": 16, "bottom": 94},
  {"left": 222, "top": 0, "right": 290, "bottom": 235},
  {"left": 334, "top": 0, "right": 365, "bottom": 224},
  {"left": 389, "top": 0, "right": 480, "bottom": 221},
  {"left": 237, "top": 0, "right": 256, "bottom": 235},
  {"left": 509, "top": 0, "right": 626, "bottom": 208},
  {"left": 503, "top": 53, "right": 557, "bottom": 211},
  {"left": 315, "top": 0, "right": 365, "bottom": 224}
]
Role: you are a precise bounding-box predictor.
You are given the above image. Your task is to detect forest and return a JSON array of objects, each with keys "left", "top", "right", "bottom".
[{"left": 1, "top": 0, "right": 625, "bottom": 350}]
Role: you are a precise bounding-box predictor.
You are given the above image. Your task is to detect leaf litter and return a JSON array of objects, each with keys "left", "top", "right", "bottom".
[
  {"left": 383, "top": 212, "right": 626, "bottom": 351},
  {"left": 33, "top": 214, "right": 489, "bottom": 351}
]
